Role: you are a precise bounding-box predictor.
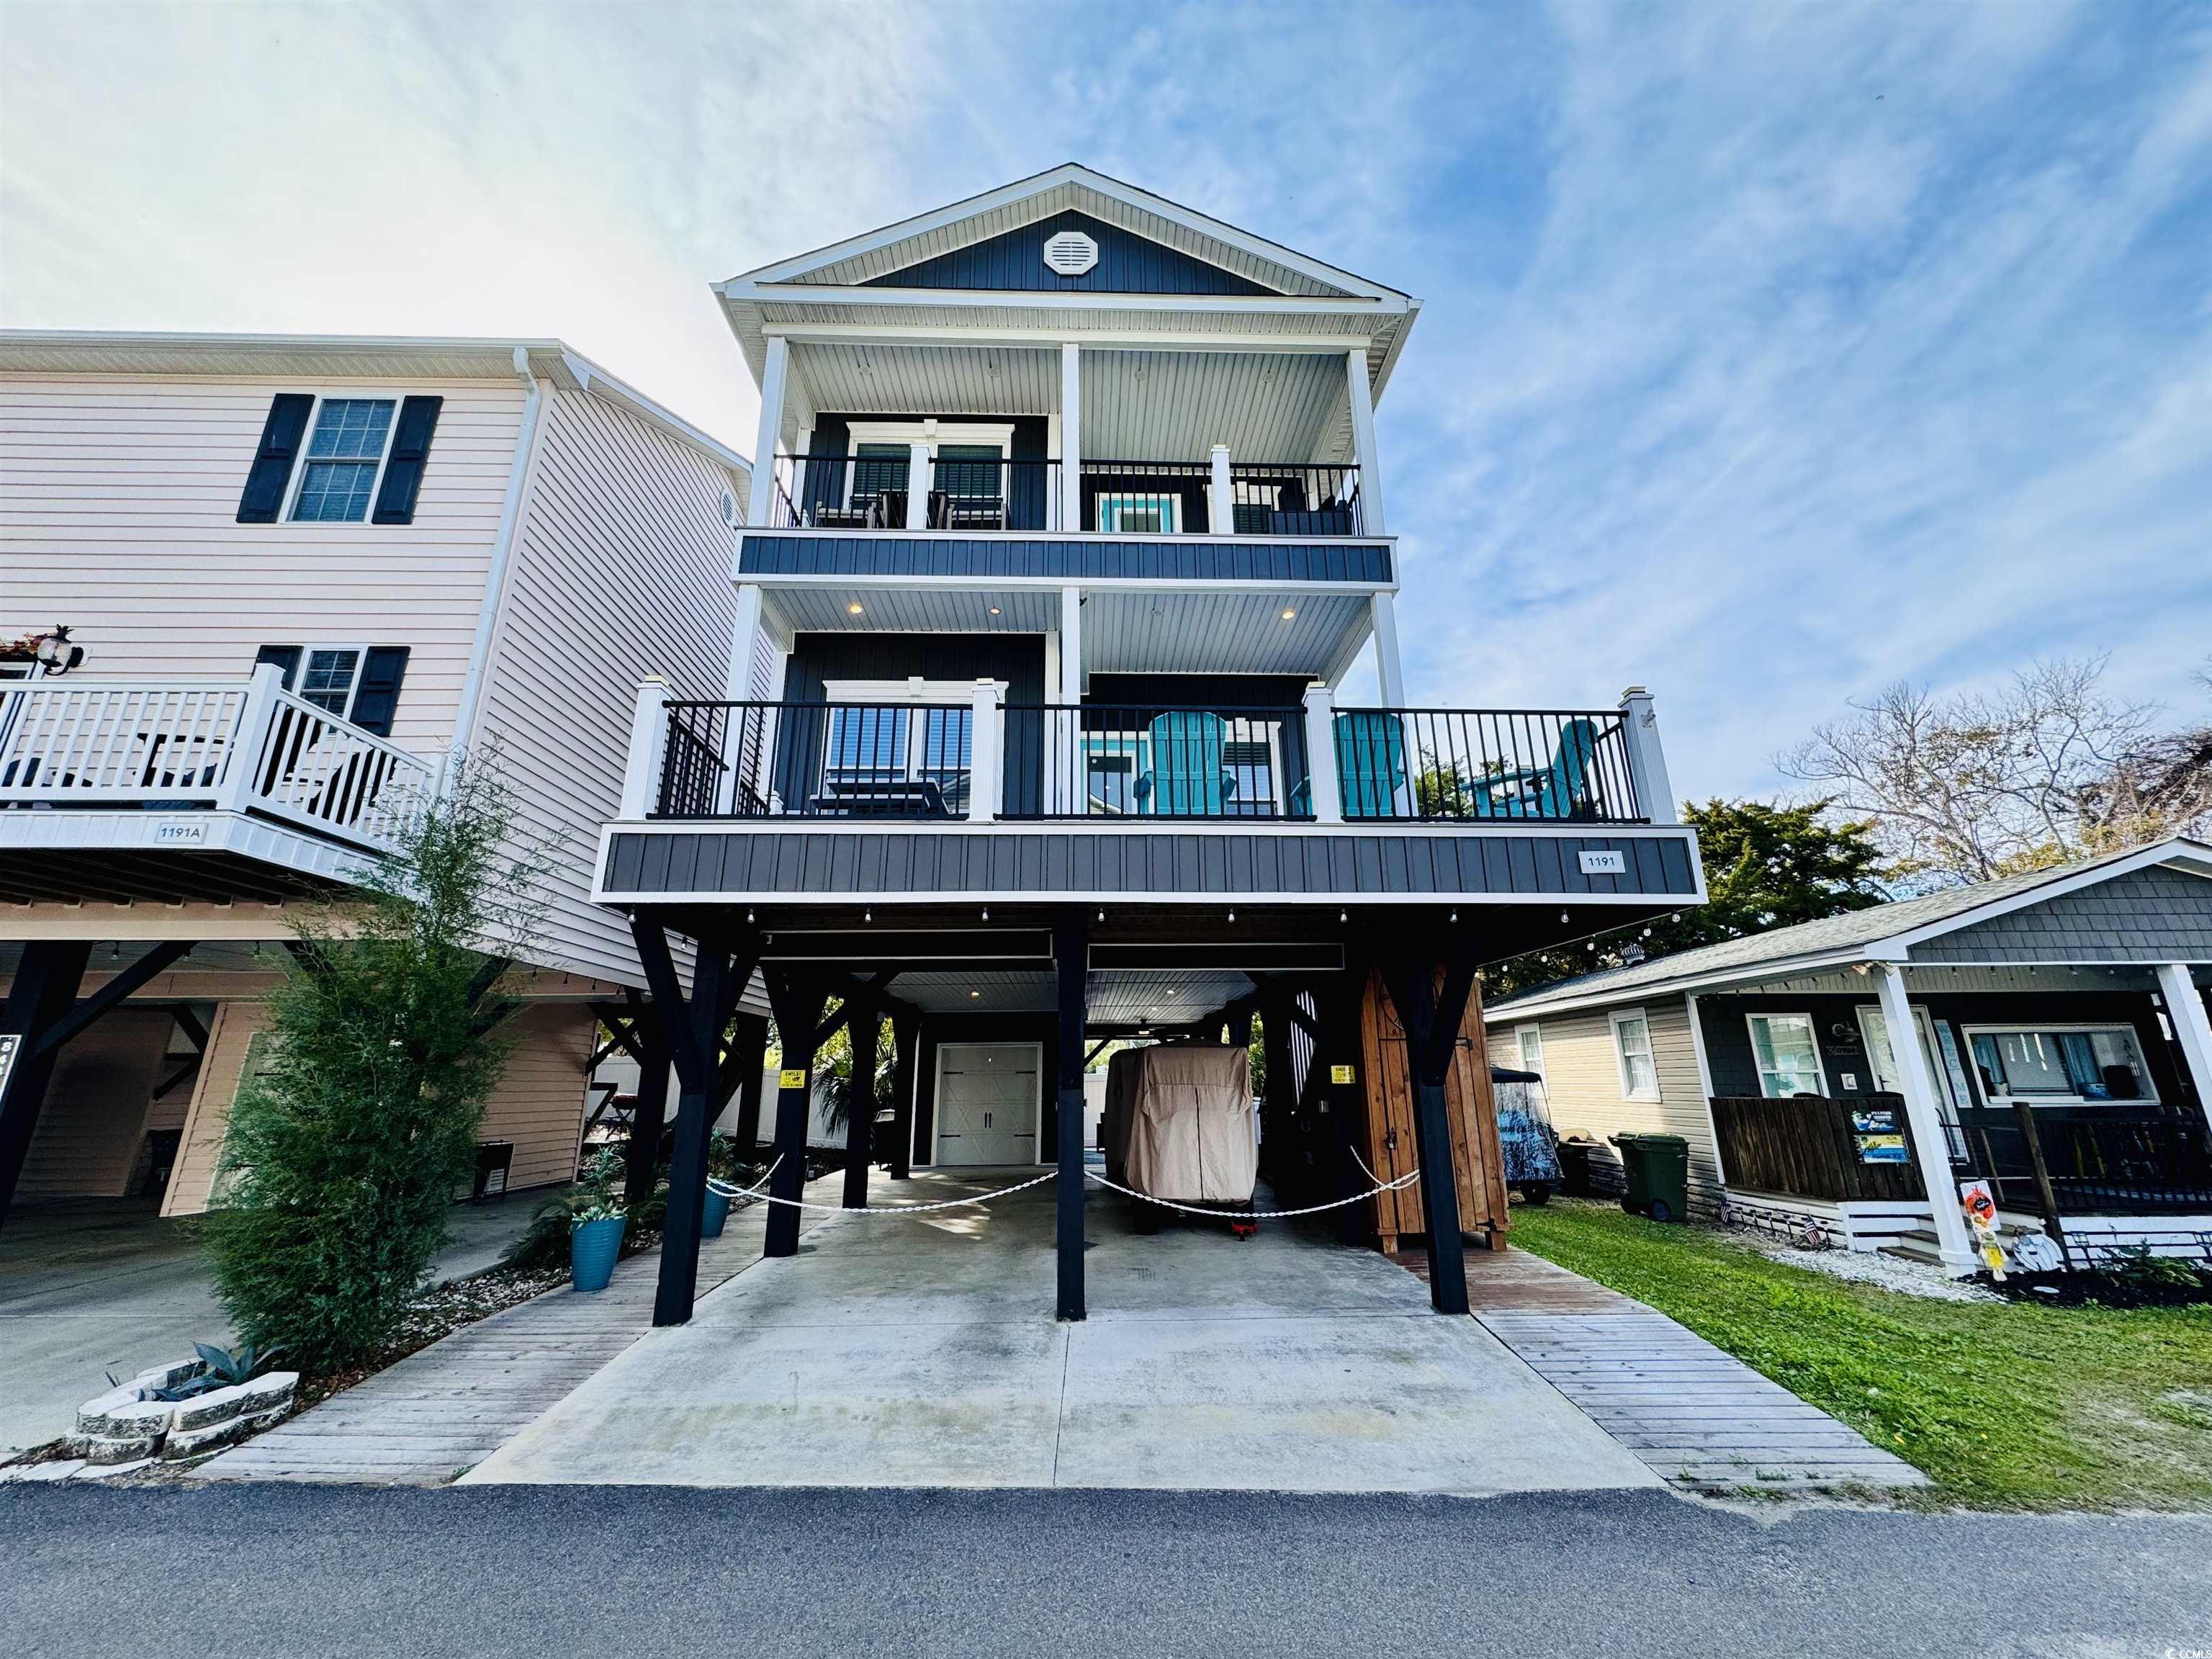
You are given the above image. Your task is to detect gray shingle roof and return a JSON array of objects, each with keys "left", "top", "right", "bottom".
[{"left": 1488, "top": 839, "right": 2206, "bottom": 1015}]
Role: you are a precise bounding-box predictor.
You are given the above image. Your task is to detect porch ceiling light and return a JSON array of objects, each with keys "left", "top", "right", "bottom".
[
  {"left": 1280, "top": 608, "right": 1296, "bottom": 621},
  {"left": 989, "top": 606, "right": 1001, "bottom": 615},
  {"left": 847, "top": 602, "right": 864, "bottom": 615},
  {"left": 969, "top": 989, "right": 981, "bottom": 999}
]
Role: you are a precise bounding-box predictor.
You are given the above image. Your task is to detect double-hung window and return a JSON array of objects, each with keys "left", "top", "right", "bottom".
[
  {"left": 290, "top": 399, "right": 397, "bottom": 521},
  {"left": 1610, "top": 1010, "right": 1660, "bottom": 1101},
  {"left": 253, "top": 644, "right": 410, "bottom": 737},
  {"left": 235, "top": 392, "right": 443, "bottom": 526},
  {"left": 1746, "top": 1012, "right": 1827, "bottom": 1097}
]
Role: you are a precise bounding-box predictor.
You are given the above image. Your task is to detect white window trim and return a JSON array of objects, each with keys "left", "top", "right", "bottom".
[
  {"left": 1960, "top": 1022, "right": 2161, "bottom": 1107},
  {"left": 282, "top": 395, "right": 405, "bottom": 525},
  {"left": 1744, "top": 1011, "right": 1830, "bottom": 1100},
  {"left": 842, "top": 421, "right": 1015, "bottom": 513},
  {"left": 1094, "top": 492, "right": 1180, "bottom": 535},
  {"left": 819, "top": 676, "right": 1002, "bottom": 792},
  {"left": 1609, "top": 1008, "right": 1661, "bottom": 1102},
  {"left": 1513, "top": 1022, "right": 1545, "bottom": 1080},
  {"left": 269, "top": 643, "right": 375, "bottom": 721}
]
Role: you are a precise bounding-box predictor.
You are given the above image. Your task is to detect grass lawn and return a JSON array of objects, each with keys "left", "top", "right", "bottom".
[{"left": 1506, "top": 1200, "right": 2212, "bottom": 1511}]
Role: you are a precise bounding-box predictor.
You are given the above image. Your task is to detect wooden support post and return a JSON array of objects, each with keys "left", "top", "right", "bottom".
[
  {"left": 763, "top": 970, "right": 831, "bottom": 1259},
  {"left": 730, "top": 1013, "right": 769, "bottom": 1155},
  {"left": 631, "top": 919, "right": 757, "bottom": 1326},
  {"left": 1258, "top": 986, "right": 1296, "bottom": 1187},
  {"left": 1054, "top": 908, "right": 1089, "bottom": 1321},
  {"left": 622, "top": 1015, "right": 671, "bottom": 1213},
  {"left": 1313, "top": 967, "right": 1369, "bottom": 1246},
  {"left": 0, "top": 940, "right": 92, "bottom": 1230},
  {"left": 842, "top": 995, "right": 881, "bottom": 1210},
  {"left": 1380, "top": 948, "right": 1477, "bottom": 1315},
  {"left": 889, "top": 1012, "right": 920, "bottom": 1180},
  {"left": 2012, "top": 1100, "right": 2067, "bottom": 1249}
]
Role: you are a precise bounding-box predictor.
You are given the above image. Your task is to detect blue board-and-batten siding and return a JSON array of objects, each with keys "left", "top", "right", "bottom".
[
  {"left": 739, "top": 536, "right": 1391, "bottom": 584},
  {"left": 603, "top": 830, "right": 1699, "bottom": 901},
  {"left": 865, "top": 210, "right": 1275, "bottom": 297}
]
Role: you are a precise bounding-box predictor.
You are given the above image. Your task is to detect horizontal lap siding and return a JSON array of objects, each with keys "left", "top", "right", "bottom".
[
  {"left": 477, "top": 387, "right": 742, "bottom": 984},
  {"left": 0, "top": 374, "right": 524, "bottom": 750},
  {"left": 1497, "top": 1001, "right": 1723, "bottom": 1216},
  {"left": 477, "top": 1004, "right": 593, "bottom": 1190},
  {"left": 17, "top": 1010, "right": 173, "bottom": 1198},
  {"left": 163, "top": 999, "right": 269, "bottom": 1216}
]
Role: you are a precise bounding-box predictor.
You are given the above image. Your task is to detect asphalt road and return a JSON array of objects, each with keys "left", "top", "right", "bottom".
[{"left": 7, "top": 1484, "right": 2208, "bottom": 1656}]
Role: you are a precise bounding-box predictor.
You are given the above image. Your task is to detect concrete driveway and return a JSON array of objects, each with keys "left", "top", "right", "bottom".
[
  {"left": 0, "top": 1196, "right": 546, "bottom": 1455},
  {"left": 464, "top": 1171, "right": 1660, "bottom": 1496}
]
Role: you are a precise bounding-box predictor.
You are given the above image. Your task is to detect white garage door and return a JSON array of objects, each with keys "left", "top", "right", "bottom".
[{"left": 935, "top": 1043, "right": 1041, "bottom": 1166}]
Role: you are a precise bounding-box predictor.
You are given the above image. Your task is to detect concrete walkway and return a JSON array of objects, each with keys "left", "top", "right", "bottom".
[
  {"left": 194, "top": 1174, "right": 843, "bottom": 1483},
  {"left": 0, "top": 1196, "right": 546, "bottom": 1457},
  {"left": 461, "top": 1170, "right": 1662, "bottom": 1496}
]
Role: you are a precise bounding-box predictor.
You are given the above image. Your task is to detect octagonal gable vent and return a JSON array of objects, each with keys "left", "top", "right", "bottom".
[{"left": 1042, "top": 230, "right": 1100, "bottom": 278}]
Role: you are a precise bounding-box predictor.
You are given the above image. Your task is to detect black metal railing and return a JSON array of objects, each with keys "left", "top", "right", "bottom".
[
  {"left": 1977, "top": 1110, "right": 2212, "bottom": 1218},
  {"left": 1330, "top": 708, "right": 1642, "bottom": 823},
  {"left": 1229, "top": 463, "right": 1361, "bottom": 536},
  {"left": 1004, "top": 703, "right": 1310, "bottom": 820},
  {"left": 1079, "top": 461, "right": 1213, "bottom": 535},
  {"left": 764, "top": 454, "right": 1064, "bottom": 531},
  {"left": 655, "top": 701, "right": 973, "bottom": 820}
]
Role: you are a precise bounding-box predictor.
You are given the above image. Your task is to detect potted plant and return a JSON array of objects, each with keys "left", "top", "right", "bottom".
[
  {"left": 562, "top": 1148, "right": 628, "bottom": 1292},
  {"left": 701, "top": 1132, "right": 738, "bottom": 1239}
]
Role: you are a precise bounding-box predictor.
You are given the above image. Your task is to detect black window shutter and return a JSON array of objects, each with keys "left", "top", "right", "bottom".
[
  {"left": 253, "top": 644, "right": 303, "bottom": 688},
  {"left": 349, "top": 647, "right": 410, "bottom": 736},
  {"left": 236, "top": 394, "right": 315, "bottom": 523},
  {"left": 371, "top": 396, "right": 443, "bottom": 524}
]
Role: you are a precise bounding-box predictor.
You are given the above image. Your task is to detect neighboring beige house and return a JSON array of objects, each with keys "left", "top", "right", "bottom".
[
  {"left": 0, "top": 332, "right": 750, "bottom": 1220},
  {"left": 1488, "top": 840, "right": 2212, "bottom": 1272}
]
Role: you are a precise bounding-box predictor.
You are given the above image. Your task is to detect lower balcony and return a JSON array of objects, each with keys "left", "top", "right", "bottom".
[
  {"left": 597, "top": 683, "right": 1702, "bottom": 909},
  {"left": 0, "top": 667, "right": 434, "bottom": 903}
]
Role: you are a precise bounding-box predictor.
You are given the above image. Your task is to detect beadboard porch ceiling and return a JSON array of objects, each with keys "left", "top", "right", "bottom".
[
  {"left": 783, "top": 342, "right": 1353, "bottom": 464},
  {"left": 757, "top": 586, "right": 1372, "bottom": 680},
  {"left": 855, "top": 968, "right": 1258, "bottom": 1021}
]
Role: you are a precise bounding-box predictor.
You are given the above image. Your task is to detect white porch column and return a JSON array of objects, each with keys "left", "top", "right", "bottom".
[
  {"left": 619, "top": 677, "right": 673, "bottom": 819},
  {"left": 905, "top": 440, "right": 932, "bottom": 530},
  {"left": 967, "top": 680, "right": 1003, "bottom": 824},
  {"left": 1058, "top": 585, "right": 1083, "bottom": 704},
  {"left": 1878, "top": 963, "right": 1980, "bottom": 1274},
  {"left": 724, "top": 584, "right": 763, "bottom": 701},
  {"left": 2156, "top": 963, "right": 2212, "bottom": 1136},
  {"left": 1060, "top": 343, "right": 1082, "bottom": 531},
  {"left": 1369, "top": 591, "right": 1406, "bottom": 706},
  {"left": 1345, "top": 347, "right": 1386, "bottom": 535},
  {"left": 1302, "top": 683, "right": 1342, "bottom": 824},
  {"left": 1617, "top": 685, "right": 1679, "bottom": 825},
  {"left": 747, "top": 336, "right": 789, "bottom": 527},
  {"left": 220, "top": 662, "right": 288, "bottom": 811},
  {"left": 1209, "top": 444, "right": 1235, "bottom": 536}
]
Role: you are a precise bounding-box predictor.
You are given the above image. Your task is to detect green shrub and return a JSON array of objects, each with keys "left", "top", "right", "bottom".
[{"left": 204, "top": 750, "right": 544, "bottom": 1373}]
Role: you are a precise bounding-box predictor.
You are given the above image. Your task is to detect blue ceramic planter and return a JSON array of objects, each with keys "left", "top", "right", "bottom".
[
  {"left": 570, "top": 1214, "right": 626, "bottom": 1292},
  {"left": 701, "top": 1184, "right": 734, "bottom": 1239}
]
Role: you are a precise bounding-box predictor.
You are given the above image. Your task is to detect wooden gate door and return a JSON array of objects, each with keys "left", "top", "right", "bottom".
[{"left": 1358, "top": 968, "right": 1510, "bottom": 1254}]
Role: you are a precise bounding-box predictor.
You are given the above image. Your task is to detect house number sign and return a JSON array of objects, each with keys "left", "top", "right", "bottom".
[
  {"left": 1042, "top": 230, "right": 1099, "bottom": 276},
  {"left": 1577, "top": 850, "right": 1627, "bottom": 875}
]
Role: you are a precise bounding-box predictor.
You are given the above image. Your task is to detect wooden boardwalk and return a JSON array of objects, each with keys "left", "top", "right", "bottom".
[
  {"left": 195, "top": 1175, "right": 839, "bottom": 1485},
  {"left": 1411, "top": 1245, "right": 1926, "bottom": 1493}
]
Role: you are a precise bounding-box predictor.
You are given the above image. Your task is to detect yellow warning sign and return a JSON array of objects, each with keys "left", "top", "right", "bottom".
[
  {"left": 778, "top": 1069, "right": 807, "bottom": 1089},
  {"left": 1330, "top": 1064, "right": 1355, "bottom": 1085}
]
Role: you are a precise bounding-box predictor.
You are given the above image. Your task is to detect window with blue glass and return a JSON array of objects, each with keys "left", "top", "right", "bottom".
[{"left": 290, "top": 398, "right": 396, "bottom": 521}]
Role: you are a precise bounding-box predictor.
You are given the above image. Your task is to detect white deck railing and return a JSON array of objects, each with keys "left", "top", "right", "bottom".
[{"left": 0, "top": 665, "right": 433, "bottom": 852}]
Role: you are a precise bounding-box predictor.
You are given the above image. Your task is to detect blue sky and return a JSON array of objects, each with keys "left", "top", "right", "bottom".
[{"left": 4, "top": 1, "right": 2208, "bottom": 801}]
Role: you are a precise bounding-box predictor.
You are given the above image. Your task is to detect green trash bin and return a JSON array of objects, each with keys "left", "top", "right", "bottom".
[{"left": 1611, "top": 1132, "right": 1689, "bottom": 1223}]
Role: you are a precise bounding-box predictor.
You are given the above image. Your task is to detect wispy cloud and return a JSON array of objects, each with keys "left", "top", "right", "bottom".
[{"left": 3, "top": 1, "right": 2206, "bottom": 797}]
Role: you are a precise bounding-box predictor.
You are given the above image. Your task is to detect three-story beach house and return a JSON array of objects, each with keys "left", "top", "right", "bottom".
[
  {"left": 0, "top": 333, "right": 750, "bottom": 1226},
  {"left": 597, "top": 166, "right": 1707, "bottom": 1326}
]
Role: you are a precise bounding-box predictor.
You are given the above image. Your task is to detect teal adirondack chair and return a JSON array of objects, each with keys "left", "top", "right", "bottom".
[
  {"left": 1478, "top": 718, "right": 1602, "bottom": 819},
  {"left": 1334, "top": 711, "right": 1407, "bottom": 819},
  {"left": 1134, "top": 711, "right": 1231, "bottom": 816}
]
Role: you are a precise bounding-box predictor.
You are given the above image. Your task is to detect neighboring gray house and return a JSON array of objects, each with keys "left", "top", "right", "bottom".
[
  {"left": 0, "top": 333, "right": 750, "bottom": 1221},
  {"left": 1487, "top": 838, "right": 2212, "bottom": 1272}
]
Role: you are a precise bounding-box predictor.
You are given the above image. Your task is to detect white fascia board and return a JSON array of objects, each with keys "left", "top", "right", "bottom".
[
  {"left": 770, "top": 321, "right": 1376, "bottom": 354},
  {"left": 1370, "top": 297, "right": 1421, "bottom": 400},
  {"left": 0, "top": 809, "right": 374, "bottom": 882},
  {"left": 718, "top": 163, "right": 1410, "bottom": 305},
  {"left": 554, "top": 347, "right": 752, "bottom": 484},
  {"left": 1485, "top": 950, "right": 1887, "bottom": 1022},
  {"left": 732, "top": 569, "right": 1400, "bottom": 600}
]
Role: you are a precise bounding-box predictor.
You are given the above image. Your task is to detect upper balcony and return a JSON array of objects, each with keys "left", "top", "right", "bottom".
[{"left": 0, "top": 665, "right": 433, "bottom": 902}]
